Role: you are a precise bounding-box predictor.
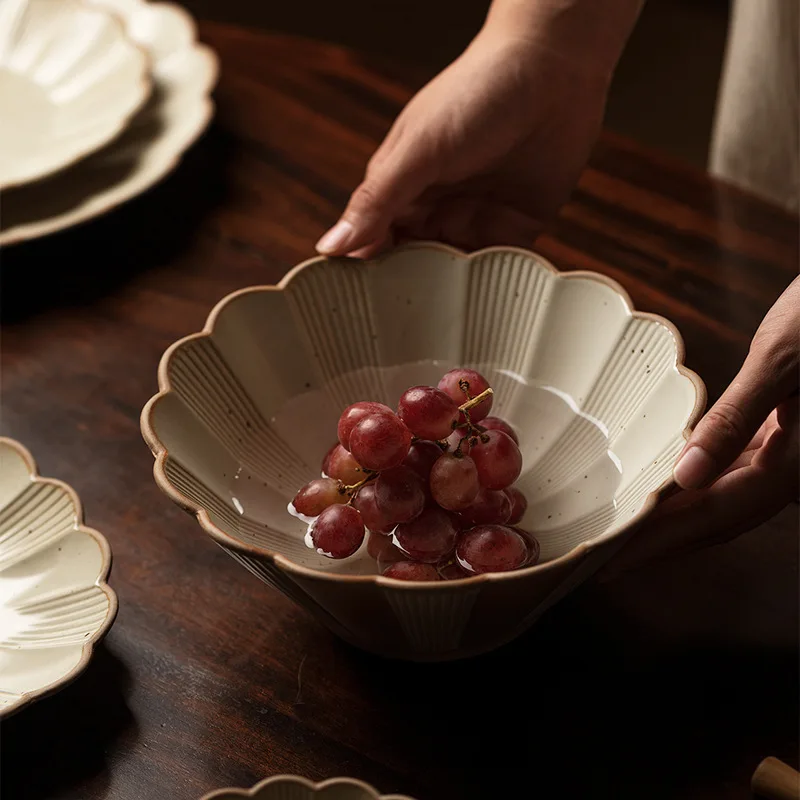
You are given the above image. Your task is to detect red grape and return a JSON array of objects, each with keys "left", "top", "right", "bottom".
[
  {"left": 326, "top": 444, "right": 363, "bottom": 484},
  {"left": 321, "top": 441, "right": 338, "bottom": 475},
  {"left": 429, "top": 453, "right": 480, "bottom": 510},
  {"left": 481, "top": 416, "right": 519, "bottom": 445},
  {"left": 403, "top": 440, "right": 443, "bottom": 481},
  {"left": 309, "top": 504, "right": 365, "bottom": 559},
  {"left": 394, "top": 507, "right": 458, "bottom": 563},
  {"left": 438, "top": 368, "right": 493, "bottom": 423},
  {"left": 337, "top": 401, "right": 394, "bottom": 449},
  {"left": 354, "top": 483, "right": 395, "bottom": 534},
  {"left": 292, "top": 478, "right": 347, "bottom": 518},
  {"left": 447, "top": 510, "right": 468, "bottom": 530},
  {"left": 505, "top": 487, "right": 528, "bottom": 525},
  {"left": 437, "top": 557, "right": 472, "bottom": 580},
  {"left": 367, "top": 530, "right": 403, "bottom": 562},
  {"left": 375, "top": 466, "right": 425, "bottom": 523},
  {"left": 446, "top": 429, "right": 472, "bottom": 456},
  {"left": 349, "top": 413, "right": 412, "bottom": 471},
  {"left": 459, "top": 488, "right": 512, "bottom": 526},
  {"left": 370, "top": 533, "right": 407, "bottom": 569},
  {"left": 456, "top": 525, "right": 528, "bottom": 574},
  {"left": 471, "top": 430, "right": 522, "bottom": 490},
  {"left": 382, "top": 561, "right": 441, "bottom": 581},
  {"left": 397, "top": 386, "right": 459, "bottom": 440},
  {"left": 512, "top": 527, "right": 541, "bottom": 566}
]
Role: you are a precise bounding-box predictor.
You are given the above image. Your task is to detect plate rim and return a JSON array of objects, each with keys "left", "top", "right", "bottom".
[
  {"left": 0, "top": 0, "right": 153, "bottom": 190},
  {"left": 0, "top": 435, "right": 118, "bottom": 719},
  {"left": 0, "top": 0, "right": 219, "bottom": 246},
  {"left": 200, "top": 774, "right": 417, "bottom": 800}
]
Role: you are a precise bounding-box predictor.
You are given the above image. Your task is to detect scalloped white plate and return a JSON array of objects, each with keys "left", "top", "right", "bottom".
[
  {"left": 0, "top": 437, "right": 117, "bottom": 717},
  {"left": 202, "top": 775, "right": 416, "bottom": 800},
  {"left": 0, "top": 0, "right": 218, "bottom": 245},
  {"left": 0, "top": 0, "right": 150, "bottom": 189}
]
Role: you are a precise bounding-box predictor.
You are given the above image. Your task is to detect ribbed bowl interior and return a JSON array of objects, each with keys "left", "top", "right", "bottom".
[{"left": 147, "top": 245, "right": 702, "bottom": 575}]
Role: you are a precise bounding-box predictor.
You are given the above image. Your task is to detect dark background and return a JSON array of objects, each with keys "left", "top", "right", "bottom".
[{"left": 183, "top": 0, "right": 731, "bottom": 166}]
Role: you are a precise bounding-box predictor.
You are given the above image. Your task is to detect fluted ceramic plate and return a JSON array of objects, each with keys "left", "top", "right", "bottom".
[
  {"left": 0, "top": 0, "right": 150, "bottom": 189},
  {"left": 143, "top": 243, "right": 705, "bottom": 660},
  {"left": 0, "top": 437, "right": 117, "bottom": 716},
  {"left": 0, "top": 0, "right": 217, "bottom": 245},
  {"left": 202, "top": 775, "right": 415, "bottom": 800}
]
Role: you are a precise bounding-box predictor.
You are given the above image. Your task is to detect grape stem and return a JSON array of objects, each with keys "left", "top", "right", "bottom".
[
  {"left": 341, "top": 471, "right": 378, "bottom": 503},
  {"left": 458, "top": 387, "right": 493, "bottom": 413},
  {"left": 451, "top": 385, "right": 493, "bottom": 456}
]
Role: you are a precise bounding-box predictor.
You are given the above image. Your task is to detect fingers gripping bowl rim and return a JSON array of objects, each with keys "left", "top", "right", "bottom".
[{"left": 141, "top": 242, "right": 706, "bottom": 659}]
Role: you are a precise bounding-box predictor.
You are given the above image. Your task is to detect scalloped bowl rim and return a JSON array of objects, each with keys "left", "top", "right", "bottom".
[
  {"left": 201, "top": 774, "right": 416, "bottom": 800},
  {"left": 141, "top": 242, "right": 707, "bottom": 589},
  {"left": 0, "top": 3, "right": 153, "bottom": 190},
  {"left": 0, "top": 436, "right": 118, "bottom": 717}
]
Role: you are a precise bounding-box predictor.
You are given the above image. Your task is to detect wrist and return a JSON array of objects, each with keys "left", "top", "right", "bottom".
[{"left": 482, "top": 0, "right": 643, "bottom": 80}]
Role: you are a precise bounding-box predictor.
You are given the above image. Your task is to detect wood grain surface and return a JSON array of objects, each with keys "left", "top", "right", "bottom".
[{"left": 0, "top": 25, "right": 797, "bottom": 800}]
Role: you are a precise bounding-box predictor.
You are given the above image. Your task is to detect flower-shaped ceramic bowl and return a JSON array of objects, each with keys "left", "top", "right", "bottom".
[
  {"left": 142, "top": 243, "right": 705, "bottom": 661},
  {"left": 0, "top": 0, "right": 150, "bottom": 189},
  {"left": 0, "top": 437, "right": 117, "bottom": 715},
  {"left": 202, "top": 776, "right": 415, "bottom": 800}
]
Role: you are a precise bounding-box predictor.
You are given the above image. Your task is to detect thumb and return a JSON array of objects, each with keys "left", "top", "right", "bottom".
[
  {"left": 674, "top": 344, "right": 796, "bottom": 489},
  {"left": 315, "top": 139, "right": 437, "bottom": 257}
]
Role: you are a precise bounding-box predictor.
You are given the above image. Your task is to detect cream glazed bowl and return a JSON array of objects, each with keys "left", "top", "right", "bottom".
[
  {"left": 202, "top": 775, "right": 415, "bottom": 800},
  {"left": 141, "top": 243, "right": 705, "bottom": 661}
]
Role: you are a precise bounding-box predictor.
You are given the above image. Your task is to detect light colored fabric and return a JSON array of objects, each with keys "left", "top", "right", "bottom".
[{"left": 710, "top": 0, "right": 799, "bottom": 211}]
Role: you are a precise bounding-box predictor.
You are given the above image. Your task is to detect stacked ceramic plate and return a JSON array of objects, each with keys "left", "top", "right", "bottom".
[{"left": 0, "top": 0, "right": 218, "bottom": 245}]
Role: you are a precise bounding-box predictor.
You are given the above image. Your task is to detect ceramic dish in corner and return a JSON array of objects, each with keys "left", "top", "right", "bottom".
[
  {"left": 201, "top": 775, "right": 417, "bottom": 800},
  {"left": 0, "top": 0, "right": 151, "bottom": 189},
  {"left": 0, "top": 0, "right": 218, "bottom": 245},
  {"left": 0, "top": 437, "right": 117, "bottom": 717}
]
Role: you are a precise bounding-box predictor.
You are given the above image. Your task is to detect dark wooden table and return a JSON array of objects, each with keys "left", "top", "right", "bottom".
[{"left": 1, "top": 23, "right": 798, "bottom": 800}]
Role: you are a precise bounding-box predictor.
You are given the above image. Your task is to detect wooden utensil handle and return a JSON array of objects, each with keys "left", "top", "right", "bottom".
[{"left": 752, "top": 757, "right": 800, "bottom": 800}]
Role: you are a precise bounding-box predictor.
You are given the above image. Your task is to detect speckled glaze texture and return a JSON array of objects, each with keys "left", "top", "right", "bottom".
[
  {"left": 142, "top": 243, "right": 706, "bottom": 661},
  {"left": 0, "top": 437, "right": 117, "bottom": 716}
]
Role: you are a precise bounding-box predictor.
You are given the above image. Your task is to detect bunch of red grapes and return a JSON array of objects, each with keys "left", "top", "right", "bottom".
[{"left": 289, "top": 368, "right": 540, "bottom": 581}]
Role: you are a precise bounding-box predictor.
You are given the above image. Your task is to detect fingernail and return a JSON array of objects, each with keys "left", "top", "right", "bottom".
[
  {"left": 673, "top": 445, "right": 715, "bottom": 489},
  {"left": 316, "top": 220, "right": 354, "bottom": 254}
]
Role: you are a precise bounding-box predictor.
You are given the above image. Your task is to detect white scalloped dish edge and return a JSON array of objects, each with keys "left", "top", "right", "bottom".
[
  {"left": 201, "top": 774, "right": 416, "bottom": 800},
  {"left": 0, "top": 0, "right": 218, "bottom": 245},
  {"left": 0, "top": 437, "right": 117, "bottom": 717}
]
